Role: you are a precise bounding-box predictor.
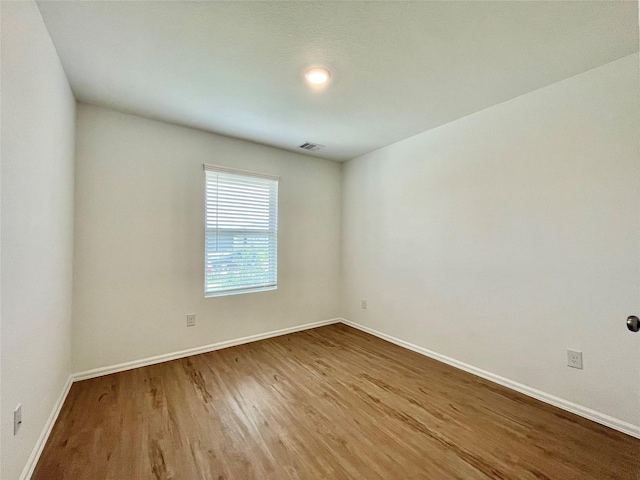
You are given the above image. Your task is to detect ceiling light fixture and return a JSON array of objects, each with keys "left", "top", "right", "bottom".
[{"left": 305, "top": 67, "right": 331, "bottom": 86}]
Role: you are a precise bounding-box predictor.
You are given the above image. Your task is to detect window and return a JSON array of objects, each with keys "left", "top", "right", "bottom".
[{"left": 204, "top": 164, "right": 278, "bottom": 297}]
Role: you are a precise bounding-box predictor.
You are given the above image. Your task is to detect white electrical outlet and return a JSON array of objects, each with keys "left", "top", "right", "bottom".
[
  {"left": 567, "top": 349, "right": 583, "bottom": 369},
  {"left": 14, "top": 404, "right": 22, "bottom": 435},
  {"left": 186, "top": 314, "right": 196, "bottom": 327},
  {"left": 361, "top": 299, "right": 367, "bottom": 309}
]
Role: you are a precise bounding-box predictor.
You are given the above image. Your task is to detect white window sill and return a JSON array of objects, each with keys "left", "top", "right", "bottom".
[{"left": 205, "top": 285, "right": 277, "bottom": 298}]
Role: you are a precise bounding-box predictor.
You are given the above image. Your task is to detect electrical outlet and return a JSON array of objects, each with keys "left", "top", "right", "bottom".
[
  {"left": 186, "top": 314, "right": 196, "bottom": 327},
  {"left": 567, "top": 349, "right": 583, "bottom": 369},
  {"left": 14, "top": 404, "right": 22, "bottom": 435},
  {"left": 361, "top": 299, "right": 367, "bottom": 309}
]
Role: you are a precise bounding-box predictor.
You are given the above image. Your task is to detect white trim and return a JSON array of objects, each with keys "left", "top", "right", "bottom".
[
  {"left": 203, "top": 163, "right": 280, "bottom": 181},
  {"left": 22, "top": 318, "right": 340, "bottom": 479},
  {"left": 20, "top": 375, "right": 73, "bottom": 480},
  {"left": 22, "top": 316, "right": 639, "bottom": 480},
  {"left": 339, "top": 318, "right": 640, "bottom": 439},
  {"left": 205, "top": 285, "right": 277, "bottom": 298},
  {"left": 73, "top": 318, "right": 340, "bottom": 382}
]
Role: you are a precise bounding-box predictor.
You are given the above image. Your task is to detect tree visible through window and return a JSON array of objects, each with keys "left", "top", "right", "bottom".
[{"left": 204, "top": 165, "right": 278, "bottom": 297}]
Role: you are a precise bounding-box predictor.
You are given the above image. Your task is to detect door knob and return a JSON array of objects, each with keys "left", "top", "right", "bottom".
[{"left": 627, "top": 315, "right": 640, "bottom": 332}]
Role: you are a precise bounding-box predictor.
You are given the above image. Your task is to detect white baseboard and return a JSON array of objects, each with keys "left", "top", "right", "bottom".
[
  {"left": 23, "top": 318, "right": 341, "bottom": 479},
  {"left": 73, "top": 317, "right": 341, "bottom": 382},
  {"left": 339, "top": 318, "right": 640, "bottom": 439},
  {"left": 20, "top": 374, "right": 73, "bottom": 480},
  {"left": 22, "top": 315, "right": 639, "bottom": 480}
]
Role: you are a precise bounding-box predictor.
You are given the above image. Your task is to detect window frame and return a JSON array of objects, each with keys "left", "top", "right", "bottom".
[{"left": 203, "top": 163, "right": 279, "bottom": 298}]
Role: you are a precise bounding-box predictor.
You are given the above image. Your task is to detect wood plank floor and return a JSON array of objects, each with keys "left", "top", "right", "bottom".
[{"left": 33, "top": 324, "right": 640, "bottom": 479}]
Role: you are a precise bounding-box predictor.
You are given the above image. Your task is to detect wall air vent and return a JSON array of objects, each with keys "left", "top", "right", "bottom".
[{"left": 299, "top": 142, "right": 325, "bottom": 152}]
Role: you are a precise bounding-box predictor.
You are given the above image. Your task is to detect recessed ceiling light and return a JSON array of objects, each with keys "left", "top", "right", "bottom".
[{"left": 305, "top": 67, "right": 331, "bottom": 86}]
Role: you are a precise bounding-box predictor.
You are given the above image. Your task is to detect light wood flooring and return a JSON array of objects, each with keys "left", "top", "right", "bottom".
[{"left": 33, "top": 324, "right": 640, "bottom": 479}]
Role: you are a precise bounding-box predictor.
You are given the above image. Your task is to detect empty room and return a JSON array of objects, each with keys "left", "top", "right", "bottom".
[{"left": 2, "top": 1, "right": 640, "bottom": 479}]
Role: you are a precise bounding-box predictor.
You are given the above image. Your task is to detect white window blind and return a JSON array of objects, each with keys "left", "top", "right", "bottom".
[{"left": 204, "top": 164, "right": 278, "bottom": 297}]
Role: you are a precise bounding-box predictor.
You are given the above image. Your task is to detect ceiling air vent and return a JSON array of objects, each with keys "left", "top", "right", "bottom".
[{"left": 299, "top": 142, "right": 325, "bottom": 152}]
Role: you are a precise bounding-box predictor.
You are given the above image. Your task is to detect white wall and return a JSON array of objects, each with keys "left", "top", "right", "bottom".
[
  {"left": 1, "top": 2, "right": 76, "bottom": 479},
  {"left": 342, "top": 55, "right": 640, "bottom": 428},
  {"left": 73, "top": 104, "right": 342, "bottom": 372}
]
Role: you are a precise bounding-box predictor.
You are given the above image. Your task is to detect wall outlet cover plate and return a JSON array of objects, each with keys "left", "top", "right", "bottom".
[{"left": 567, "top": 349, "right": 583, "bottom": 369}]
